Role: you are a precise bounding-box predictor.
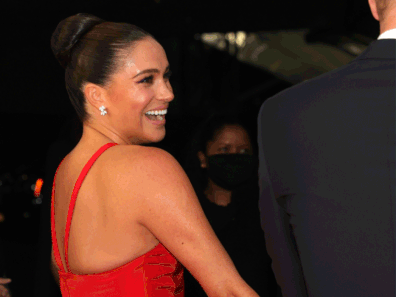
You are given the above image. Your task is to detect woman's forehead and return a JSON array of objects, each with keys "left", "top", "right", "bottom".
[{"left": 123, "top": 37, "right": 168, "bottom": 70}]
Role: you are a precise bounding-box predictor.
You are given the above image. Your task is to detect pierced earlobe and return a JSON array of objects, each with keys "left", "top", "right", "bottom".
[{"left": 99, "top": 106, "right": 107, "bottom": 116}]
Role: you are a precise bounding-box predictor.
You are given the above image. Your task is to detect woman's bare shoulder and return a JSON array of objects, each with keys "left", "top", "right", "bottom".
[
  {"left": 106, "top": 145, "right": 176, "bottom": 169},
  {"left": 102, "top": 145, "right": 181, "bottom": 191},
  {"left": 100, "top": 144, "right": 184, "bottom": 219}
]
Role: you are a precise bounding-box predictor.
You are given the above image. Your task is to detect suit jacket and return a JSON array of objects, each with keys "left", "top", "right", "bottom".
[{"left": 257, "top": 39, "right": 395, "bottom": 297}]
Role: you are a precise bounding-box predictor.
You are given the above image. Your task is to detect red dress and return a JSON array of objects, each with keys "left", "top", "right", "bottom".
[{"left": 51, "top": 143, "right": 185, "bottom": 296}]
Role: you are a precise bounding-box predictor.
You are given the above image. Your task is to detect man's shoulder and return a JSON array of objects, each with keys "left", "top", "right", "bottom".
[
  {"left": 259, "top": 58, "right": 365, "bottom": 117},
  {"left": 260, "top": 40, "right": 396, "bottom": 115}
]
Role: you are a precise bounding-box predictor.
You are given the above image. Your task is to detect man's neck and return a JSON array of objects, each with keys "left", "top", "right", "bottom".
[{"left": 380, "top": 16, "right": 396, "bottom": 35}]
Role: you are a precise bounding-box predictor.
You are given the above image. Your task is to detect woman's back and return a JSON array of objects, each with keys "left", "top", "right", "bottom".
[
  {"left": 51, "top": 142, "right": 184, "bottom": 296},
  {"left": 53, "top": 142, "right": 160, "bottom": 274}
]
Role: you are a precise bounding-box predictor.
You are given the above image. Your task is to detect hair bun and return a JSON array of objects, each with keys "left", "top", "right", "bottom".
[{"left": 51, "top": 13, "right": 105, "bottom": 69}]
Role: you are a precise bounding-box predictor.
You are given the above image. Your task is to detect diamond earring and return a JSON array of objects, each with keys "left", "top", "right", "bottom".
[{"left": 99, "top": 106, "right": 107, "bottom": 116}]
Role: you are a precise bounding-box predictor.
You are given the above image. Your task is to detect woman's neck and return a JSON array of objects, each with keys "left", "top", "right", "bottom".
[
  {"left": 204, "top": 179, "right": 232, "bottom": 207},
  {"left": 81, "top": 122, "right": 128, "bottom": 145}
]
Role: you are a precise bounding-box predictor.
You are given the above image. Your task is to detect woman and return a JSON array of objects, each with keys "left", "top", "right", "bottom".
[
  {"left": 50, "top": 13, "right": 259, "bottom": 297},
  {"left": 181, "top": 113, "right": 282, "bottom": 297}
]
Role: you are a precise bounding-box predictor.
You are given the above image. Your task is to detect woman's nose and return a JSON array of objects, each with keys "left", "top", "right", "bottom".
[{"left": 158, "top": 81, "right": 174, "bottom": 102}]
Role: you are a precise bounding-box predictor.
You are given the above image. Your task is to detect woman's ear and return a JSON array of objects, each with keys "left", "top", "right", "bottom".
[
  {"left": 197, "top": 151, "right": 207, "bottom": 168},
  {"left": 83, "top": 82, "right": 106, "bottom": 112}
]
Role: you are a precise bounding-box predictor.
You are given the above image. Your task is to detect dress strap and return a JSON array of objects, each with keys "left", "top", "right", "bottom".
[
  {"left": 64, "top": 142, "right": 118, "bottom": 272},
  {"left": 52, "top": 143, "right": 118, "bottom": 273}
]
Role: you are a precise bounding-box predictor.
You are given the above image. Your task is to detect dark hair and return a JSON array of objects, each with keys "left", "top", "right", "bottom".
[
  {"left": 51, "top": 13, "right": 154, "bottom": 123},
  {"left": 181, "top": 112, "right": 256, "bottom": 192}
]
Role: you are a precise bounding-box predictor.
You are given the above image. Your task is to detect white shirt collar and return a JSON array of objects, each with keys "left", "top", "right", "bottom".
[{"left": 378, "top": 28, "right": 396, "bottom": 40}]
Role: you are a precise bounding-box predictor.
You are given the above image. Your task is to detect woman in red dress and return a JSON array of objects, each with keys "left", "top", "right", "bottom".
[{"left": 50, "top": 13, "right": 260, "bottom": 297}]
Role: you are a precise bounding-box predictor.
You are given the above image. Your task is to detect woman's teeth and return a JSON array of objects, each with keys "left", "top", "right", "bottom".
[
  {"left": 145, "top": 109, "right": 167, "bottom": 121},
  {"left": 146, "top": 109, "right": 168, "bottom": 121},
  {"left": 145, "top": 109, "right": 167, "bottom": 116}
]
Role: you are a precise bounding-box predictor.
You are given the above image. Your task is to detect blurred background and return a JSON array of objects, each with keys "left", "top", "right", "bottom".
[{"left": 0, "top": 0, "right": 378, "bottom": 295}]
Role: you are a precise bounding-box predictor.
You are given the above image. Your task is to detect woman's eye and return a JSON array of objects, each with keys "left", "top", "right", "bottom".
[
  {"left": 139, "top": 75, "right": 154, "bottom": 84},
  {"left": 219, "top": 147, "right": 228, "bottom": 152},
  {"left": 164, "top": 71, "right": 172, "bottom": 80}
]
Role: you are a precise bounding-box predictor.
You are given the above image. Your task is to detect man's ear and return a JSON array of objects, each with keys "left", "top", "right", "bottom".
[
  {"left": 197, "top": 151, "right": 207, "bottom": 168},
  {"left": 83, "top": 82, "right": 106, "bottom": 111},
  {"left": 368, "top": 0, "right": 380, "bottom": 21}
]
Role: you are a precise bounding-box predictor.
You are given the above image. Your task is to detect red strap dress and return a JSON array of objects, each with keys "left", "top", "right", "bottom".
[{"left": 51, "top": 143, "right": 184, "bottom": 296}]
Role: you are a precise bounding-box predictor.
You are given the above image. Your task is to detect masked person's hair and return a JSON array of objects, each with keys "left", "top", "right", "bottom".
[{"left": 181, "top": 112, "right": 256, "bottom": 193}]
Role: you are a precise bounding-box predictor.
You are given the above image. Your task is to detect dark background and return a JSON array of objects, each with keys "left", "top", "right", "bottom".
[
  {"left": 1, "top": 0, "right": 378, "bottom": 166},
  {"left": 0, "top": 0, "right": 379, "bottom": 295}
]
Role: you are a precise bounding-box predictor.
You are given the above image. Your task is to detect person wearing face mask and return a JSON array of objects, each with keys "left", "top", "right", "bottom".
[{"left": 181, "top": 113, "right": 282, "bottom": 297}]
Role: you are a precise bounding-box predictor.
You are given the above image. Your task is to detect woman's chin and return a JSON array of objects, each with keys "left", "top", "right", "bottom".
[
  {"left": 128, "top": 128, "right": 166, "bottom": 145},
  {"left": 143, "top": 130, "right": 166, "bottom": 144},
  {"left": 153, "top": 133, "right": 166, "bottom": 143}
]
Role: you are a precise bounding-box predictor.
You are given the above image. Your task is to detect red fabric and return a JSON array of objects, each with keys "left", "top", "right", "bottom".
[{"left": 51, "top": 143, "right": 184, "bottom": 296}]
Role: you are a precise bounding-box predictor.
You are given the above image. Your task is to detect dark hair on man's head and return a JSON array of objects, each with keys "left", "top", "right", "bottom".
[{"left": 51, "top": 13, "right": 154, "bottom": 123}]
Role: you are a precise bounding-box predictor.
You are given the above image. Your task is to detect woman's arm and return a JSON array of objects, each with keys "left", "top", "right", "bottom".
[{"left": 116, "top": 146, "right": 259, "bottom": 297}]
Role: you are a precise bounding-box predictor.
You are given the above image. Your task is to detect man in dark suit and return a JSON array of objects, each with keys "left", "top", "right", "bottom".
[{"left": 257, "top": 0, "right": 395, "bottom": 296}]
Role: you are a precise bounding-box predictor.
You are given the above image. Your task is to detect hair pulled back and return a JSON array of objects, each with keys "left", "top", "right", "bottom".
[{"left": 51, "top": 13, "right": 153, "bottom": 122}]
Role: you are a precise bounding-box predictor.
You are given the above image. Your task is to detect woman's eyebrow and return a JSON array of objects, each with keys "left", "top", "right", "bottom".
[{"left": 133, "top": 65, "right": 170, "bottom": 78}]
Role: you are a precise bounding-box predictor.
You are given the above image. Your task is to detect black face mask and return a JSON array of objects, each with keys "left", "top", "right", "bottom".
[{"left": 206, "top": 154, "right": 257, "bottom": 191}]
